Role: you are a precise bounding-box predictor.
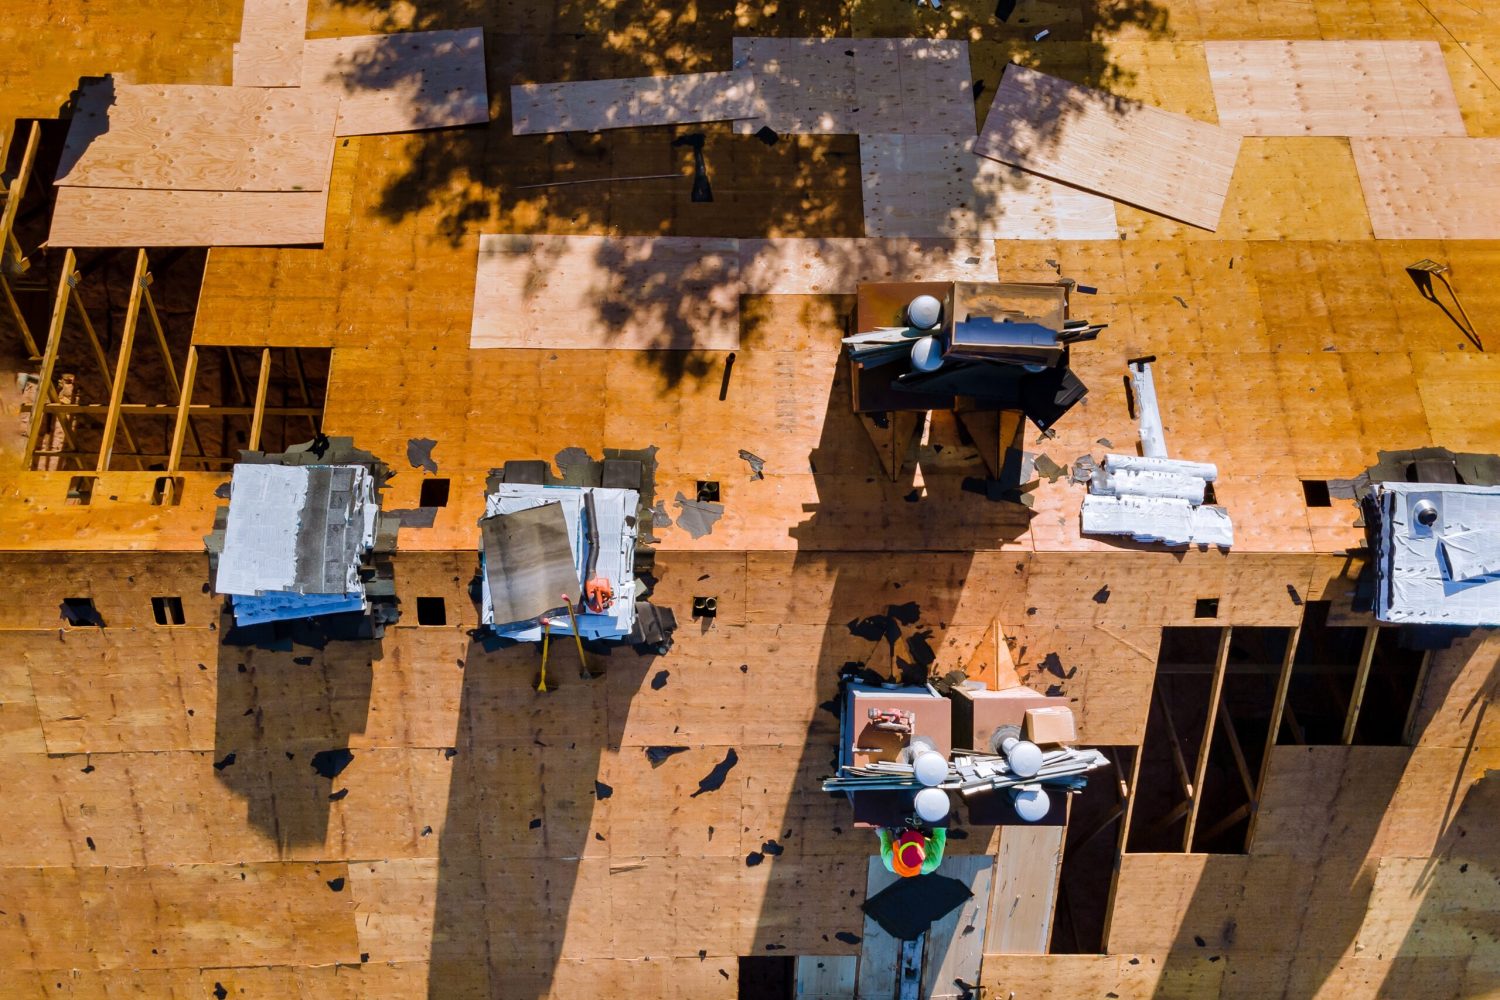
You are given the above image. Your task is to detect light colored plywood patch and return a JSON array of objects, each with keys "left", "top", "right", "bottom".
[
  {"left": 1351, "top": 138, "right": 1500, "bottom": 239},
  {"left": 732, "top": 37, "right": 975, "bottom": 136},
  {"left": 48, "top": 187, "right": 328, "bottom": 247},
  {"left": 975, "top": 63, "right": 1242, "bottom": 231},
  {"left": 738, "top": 237, "right": 998, "bottom": 294},
  {"left": 232, "top": 0, "right": 307, "bottom": 88},
  {"left": 1206, "top": 41, "right": 1466, "bottom": 137},
  {"left": 471, "top": 234, "right": 740, "bottom": 350},
  {"left": 923, "top": 854, "right": 994, "bottom": 999},
  {"left": 858, "top": 134, "right": 1118, "bottom": 240},
  {"left": 510, "top": 70, "right": 762, "bottom": 135},
  {"left": 55, "top": 81, "right": 336, "bottom": 192},
  {"left": 302, "top": 28, "right": 490, "bottom": 137}
]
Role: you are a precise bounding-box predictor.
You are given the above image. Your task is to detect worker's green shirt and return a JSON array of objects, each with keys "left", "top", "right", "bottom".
[{"left": 877, "top": 827, "right": 947, "bottom": 875}]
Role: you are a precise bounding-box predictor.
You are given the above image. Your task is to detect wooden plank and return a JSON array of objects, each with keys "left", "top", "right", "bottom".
[
  {"left": 232, "top": 0, "right": 307, "bottom": 87},
  {"left": 471, "top": 234, "right": 740, "bottom": 350},
  {"left": 984, "top": 825, "right": 1063, "bottom": 954},
  {"left": 1205, "top": 41, "right": 1466, "bottom": 137},
  {"left": 795, "top": 955, "right": 857, "bottom": 998},
  {"left": 739, "top": 238, "right": 998, "bottom": 294},
  {"left": 1244, "top": 622, "right": 1299, "bottom": 848},
  {"left": 96, "top": 249, "right": 147, "bottom": 473},
  {"left": 301, "top": 28, "right": 490, "bottom": 137},
  {"left": 922, "top": 854, "right": 993, "bottom": 999},
  {"left": 48, "top": 188, "right": 328, "bottom": 247},
  {"left": 511, "top": 70, "right": 762, "bottom": 135},
  {"left": 1351, "top": 138, "right": 1500, "bottom": 239},
  {"left": 166, "top": 345, "right": 198, "bottom": 474},
  {"left": 248, "top": 346, "right": 272, "bottom": 450},
  {"left": 974, "top": 63, "right": 1242, "bottom": 231},
  {"left": 1342, "top": 625, "right": 1382, "bottom": 745},
  {"left": 858, "top": 135, "right": 1118, "bottom": 240},
  {"left": 1183, "top": 626, "right": 1232, "bottom": 850},
  {"left": 732, "top": 37, "right": 975, "bottom": 136},
  {"left": 856, "top": 857, "right": 903, "bottom": 999},
  {"left": 22, "top": 249, "right": 73, "bottom": 468},
  {"left": 55, "top": 81, "right": 336, "bottom": 192}
]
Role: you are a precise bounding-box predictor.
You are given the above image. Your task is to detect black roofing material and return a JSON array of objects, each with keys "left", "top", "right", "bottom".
[
  {"left": 406, "top": 437, "right": 438, "bottom": 474},
  {"left": 310, "top": 748, "right": 354, "bottom": 780},
  {"left": 646, "top": 745, "right": 689, "bottom": 766},
  {"left": 862, "top": 873, "right": 974, "bottom": 940}
]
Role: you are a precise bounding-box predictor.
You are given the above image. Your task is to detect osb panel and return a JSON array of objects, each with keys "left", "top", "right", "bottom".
[
  {"left": 1107, "top": 854, "right": 1250, "bottom": 954},
  {"left": 1009, "top": 623, "right": 1156, "bottom": 745},
  {"left": 980, "top": 954, "right": 1227, "bottom": 999},
  {"left": 49, "top": 188, "right": 330, "bottom": 248},
  {"left": 301, "top": 29, "right": 491, "bottom": 137},
  {"left": 1352, "top": 139, "right": 1500, "bottom": 240}
]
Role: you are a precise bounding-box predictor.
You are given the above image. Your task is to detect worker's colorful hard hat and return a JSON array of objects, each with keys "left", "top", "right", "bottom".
[{"left": 892, "top": 831, "right": 926, "bottom": 877}]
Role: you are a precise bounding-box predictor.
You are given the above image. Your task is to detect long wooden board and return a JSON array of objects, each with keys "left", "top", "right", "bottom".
[
  {"left": 55, "top": 81, "right": 337, "bottom": 192},
  {"left": 48, "top": 188, "right": 329, "bottom": 247},
  {"left": 511, "top": 70, "right": 762, "bottom": 135},
  {"left": 738, "top": 237, "right": 999, "bottom": 294},
  {"left": 1205, "top": 41, "right": 1466, "bottom": 137},
  {"left": 232, "top": 0, "right": 307, "bottom": 87},
  {"left": 301, "top": 28, "right": 489, "bottom": 137},
  {"left": 731, "top": 37, "right": 974, "bottom": 136},
  {"left": 984, "top": 825, "right": 1063, "bottom": 954},
  {"left": 470, "top": 234, "right": 740, "bottom": 350},
  {"left": 923, "top": 855, "right": 994, "bottom": 999},
  {"left": 1351, "top": 138, "right": 1500, "bottom": 239},
  {"left": 859, "top": 134, "right": 1118, "bottom": 239},
  {"left": 974, "top": 63, "right": 1242, "bottom": 231}
]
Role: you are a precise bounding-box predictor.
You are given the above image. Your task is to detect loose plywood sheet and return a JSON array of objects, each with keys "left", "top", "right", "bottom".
[
  {"left": 302, "top": 28, "right": 489, "bottom": 137},
  {"left": 739, "top": 237, "right": 998, "bottom": 294},
  {"left": 511, "top": 70, "right": 762, "bottom": 134},
  {"left": 923, "top": 855, "right": 993, "bottom": 999},
  {"left": 859, "top": 134, "right": 1118, "bottom": 239},
  {"left": 984, "top": 825, "right": 1063, "bottom": 954},
  {"left": 1351, "top": 138, "right": 1500, "bottom": 239},
  {"left": 54, "top": 81, "right": 336, "bottom": 192},
  {"left": 232, "top": 0, "right": 307, "bottom": 88},
  {"left": 1205, "top": 41, "right": 1466, "bottom": 137},
  {"left": 48, "top": 187, "right": 328, "bottom": 247},
  {"left": 732, "top": 37, "right": 974, "bottom": 136},
  {"left": 471, "top": 234, "right": 740, "bottom": 350},
  {"left": 974, "top": 63, "right": 1242, "bottom": 231}
]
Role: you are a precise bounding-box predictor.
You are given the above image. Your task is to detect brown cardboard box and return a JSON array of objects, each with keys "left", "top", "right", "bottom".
[{"left": 1024, "top": 705, "right": 1078, "bottom": 745}]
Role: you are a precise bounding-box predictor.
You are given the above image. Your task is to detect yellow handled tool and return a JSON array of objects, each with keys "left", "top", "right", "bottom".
[
  {"left": 537, "top": 617, "right": 551, "bottom": 693},
  {"left": 560, "top": 593, "right": 595, "bottom": 678}
]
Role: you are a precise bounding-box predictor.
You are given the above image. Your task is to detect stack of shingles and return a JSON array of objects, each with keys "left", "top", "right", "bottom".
[{"left": 48, "top": 7, "right": 489, "bottom": 249}]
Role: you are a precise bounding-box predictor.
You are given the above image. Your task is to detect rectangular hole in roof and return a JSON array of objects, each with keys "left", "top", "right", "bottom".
[
  {"left": 151, "top": 596, "right": 185, "bottom": 626},
  {"left": 1301, "top": 480, "right": 1332, "bottom": 507},
  {"left": 420, "top": 478, "right": 450, "bottom": 508}
]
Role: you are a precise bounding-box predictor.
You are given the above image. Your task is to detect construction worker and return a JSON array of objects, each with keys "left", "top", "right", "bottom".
[{"left": 877, "top": 825, "right": 946, "bottom": 877}]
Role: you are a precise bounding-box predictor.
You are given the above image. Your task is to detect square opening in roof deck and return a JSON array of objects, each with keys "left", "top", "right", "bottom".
[
  {"left": 1203, "top": 481, "right": 1217, "bottom": 505},
  {"left": 151, "top": 476, "right": 183, "bottom": 506},
  {"left": 1302, "top": 480, "right": 1332, "bottom": 507},
  {"left": 151, "top": 596, "right": 185, "bottom": 626},
  {"left": 1195, "top": 598, "right": 1220, "bottom": 619},
  {"left": 66, "top": 475, "right": 96, "bottom": 505},
  {"left": 738, "top": 955, "right": 794, "bottom": 1000},
  {"left": 420, "top": 478, "right": 450, "bottom": 507},
  {"left": 61, "top": 597, "right": 103, "bottom": 627},
  {"left": 696, "top": 480, "right": 720, "bottom": 503},
  {"left": 416, "top": 597, "right": 447, "bottom": 626}
]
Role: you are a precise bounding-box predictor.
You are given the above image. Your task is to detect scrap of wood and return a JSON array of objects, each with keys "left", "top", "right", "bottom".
[
  {"left": 302, "top": 28, "right": 489, "bottom": 137},
  {"left": 1350, "top": 138, "right": 1500, "bottom": 240},
  {"left": 55, "top": 81, "right": 337, "bottom": 192},
  {"left": 732, "top": 37, "right": 974, "bottom": 136},
  {"left": 470, "top": 234, "right": 740, "bottom": 351},
  {"left": 49, "top": 188, "right": 328, "bottom": 247},
  {"left": 974, "top": 63, "right": 1242, "bottom": 231},
  {"left": 859, "top": 135, "right": 1118, "bottom": 240},
  {"left": 510, "top": 70, "right": 763, "bottom": 135},
  {"left": 232, "top": 0, "right": 307, "bottom": 87},
  {"left": 1205, "top": 41, "right": 1466, "bottom": 137}
]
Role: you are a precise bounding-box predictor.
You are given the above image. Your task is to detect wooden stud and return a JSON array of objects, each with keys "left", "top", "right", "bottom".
[
  {"left": 1402, "top": 649, "right": 1433, "bottom": 746},
  {"left": 141, "top": 274, "right": 206, "bottom": 461},
  {"left": 1153, "top": 683, "right": 1195, "bottom": 800},
  {"left": 1196, "top": 801, "right": 1253, "bottom": 845},
  {"left": 1243, "top": 622, "right": 1302, "bottom": 850},
  {"left": 248, "top": 346, "right": 272, "bottom": 451},
  {"left": 1101, "top": 745, "right": 1144, "bottom": 944},
  {"left": 167, "top": 346, "right": 199, "bottom": 475},
  {"left": 1342, "top": 625, "right": 1381, "bottom": 745},
  {"left": 1217, "top": 699, "right": 1256, "bottom": 800},
  {"left": 1182, "top": 626, "right": 1232, "bottom": 851},
  {"left": 22, "top": 249, "right": 75, "bottom": 467},
  {"left": 96, "top": 250, "right": 149, "bottom": 473},
  {"left": 0, "top": 122, "right": 41, "bottom": 358}
]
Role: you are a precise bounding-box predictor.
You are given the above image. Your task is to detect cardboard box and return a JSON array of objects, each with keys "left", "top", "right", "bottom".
[{"left": 1024, "top": 705, "right": 1077, "bottom": 745}]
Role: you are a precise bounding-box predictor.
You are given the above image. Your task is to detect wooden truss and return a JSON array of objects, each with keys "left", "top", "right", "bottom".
[
  {"left": 2, "top": 121, "right": 42, "bottom": 359},
  {"left": 23, "top": 248, "right": 322, "bottom": 483}
]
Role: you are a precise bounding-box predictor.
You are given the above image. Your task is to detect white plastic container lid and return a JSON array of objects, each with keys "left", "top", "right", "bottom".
[
  {"left": 910, "top": 335, "right": 944, "bottom": 372},
  {"left": 1012, "top": 786, "right": 1051, "bottom": 823},
  {"left": 907, "top": 294, "right": 942, "bottom": 330},
  {"left": 914, "top": 786, "right": 951, "bottom": 823},
  {"left": 913, "top": 749, "right": 948, "bottom": 787},
  {"left": 1005, "top": 739, "right": 1044, "bottom": 778}
]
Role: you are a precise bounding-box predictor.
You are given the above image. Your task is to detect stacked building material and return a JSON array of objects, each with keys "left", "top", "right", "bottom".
[{"left": 1369, "top": 481, "right": 1500, "bottom": 626}]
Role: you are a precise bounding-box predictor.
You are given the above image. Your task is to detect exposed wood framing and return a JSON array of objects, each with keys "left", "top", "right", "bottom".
[
  {"left": 248, "top": 346, "right": 272, "bottom": 450},
  {"left": 1342, "top": 625, "right": 1381, "bottom": 745},
  {"left": 1182, "top": 627, "right": 1232, "bottom": 850},
  {"left": 167, "top": 346, "right": 199, "bottom": 475},
  {"left": 1, "top": 121, "right": 41, "bottom": 358},
  {"left": 1402, "top": 649, "right": 1434, "bottom": 746},
  {"left": 95, "top": 250, "right": 150, "bottom": 472},
  {"left": 1101, "top": 746, "right": 1143, "bottom": 946},
  {"left": 22, "top": 248, "right": 75, "bottom": 465},
  {"left": 1244, "top": 623, "right": 1299, "bottom": 848}
]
